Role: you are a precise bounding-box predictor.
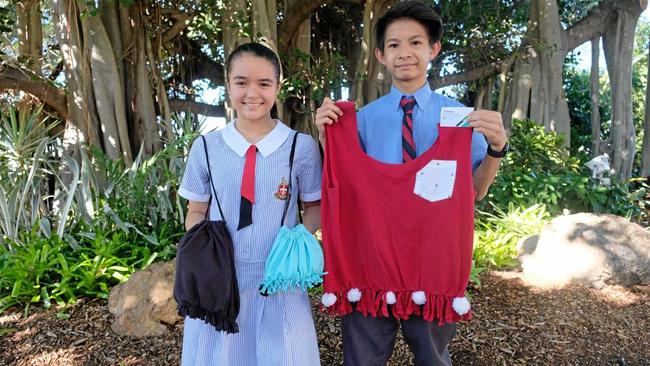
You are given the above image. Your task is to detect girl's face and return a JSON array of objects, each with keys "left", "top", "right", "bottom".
[{"left": 227, "top": 53, "right": 279, "bottom": 123}]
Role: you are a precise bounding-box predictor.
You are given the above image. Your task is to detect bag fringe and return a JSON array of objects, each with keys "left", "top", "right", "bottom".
[
  {"left": 177, "top": 304, "right": 239, "bottom": 334},
  {"left": 259, "top": 272, "right": 326, "bottom": 295}
]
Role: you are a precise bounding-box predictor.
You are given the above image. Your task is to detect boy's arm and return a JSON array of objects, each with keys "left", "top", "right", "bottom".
[
  {"left": 468, "top": 110, "right": 507, "bottom": 201},
  {"left": 473, "top": 155, "right": 503, "bottom": 201}
]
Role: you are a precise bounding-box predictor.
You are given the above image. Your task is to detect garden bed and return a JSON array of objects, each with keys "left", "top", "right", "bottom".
[{"left": 1, "top": 272, "right": 648, "bottom": 366}]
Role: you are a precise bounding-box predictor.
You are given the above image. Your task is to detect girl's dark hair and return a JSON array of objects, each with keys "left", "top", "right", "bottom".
[
  {"left": 226, "top": 42, "right": 282, "bottom": 82},
  {"left": 375, "top": 0, "right": 443, "bottom": 52}
]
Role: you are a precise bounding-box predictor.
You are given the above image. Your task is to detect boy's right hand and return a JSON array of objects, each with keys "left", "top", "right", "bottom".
[{"left": 315, "top": 97, "right": 344, "bottom": 145}]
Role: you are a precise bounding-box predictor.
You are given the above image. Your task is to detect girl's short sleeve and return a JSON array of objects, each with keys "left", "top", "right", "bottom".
[
  {"left": 296, "top": 134, "right": 322, "bottom": 202},
  {"left": 178, "top": 137, "right": 211, "bottom": 202}
]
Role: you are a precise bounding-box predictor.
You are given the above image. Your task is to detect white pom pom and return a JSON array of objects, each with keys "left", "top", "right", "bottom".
[
  {"left": 321, "top": 293, "right": 337, "bottom": 307},
  {"left": 452, "top": 297, "right": 471, "bottom": 315},
  {"left": 385, "top": 291, "right": 397, "bottom": 305},
  {"left": 347, "top": 288, "right": 362, "bottom": 302},
  {"left": 411, "top": 291, "right": 427, "bottom": 305}
]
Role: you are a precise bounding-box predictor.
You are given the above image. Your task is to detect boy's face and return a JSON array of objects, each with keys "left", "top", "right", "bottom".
[{"left": 375, "top": 18, "right": 441, "bottom": 91}]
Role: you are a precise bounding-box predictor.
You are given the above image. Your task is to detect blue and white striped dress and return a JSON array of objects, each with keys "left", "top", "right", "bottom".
[{"left": 178, "top": 120, "right": 322, "bottom": 366}]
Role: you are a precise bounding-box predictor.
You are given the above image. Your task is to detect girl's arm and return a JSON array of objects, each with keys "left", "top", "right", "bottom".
[
  {"left": 301, "top": 200, "right": 321, "bottom": 234},
  {"left": 185, "top": 201, "right": 209, "bottom": 230}
]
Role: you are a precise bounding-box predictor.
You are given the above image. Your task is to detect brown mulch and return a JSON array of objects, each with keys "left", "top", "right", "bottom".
[{"left": 1, "top": 272, "right": 648, "bottom": 366}]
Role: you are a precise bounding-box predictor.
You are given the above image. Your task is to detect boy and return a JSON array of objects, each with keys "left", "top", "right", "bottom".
[{"left": 315, "top": 1, "right": 507, "bottom": 365}]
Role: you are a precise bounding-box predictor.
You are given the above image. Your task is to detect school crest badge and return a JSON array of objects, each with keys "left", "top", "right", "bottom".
[{"left": 274, "top": 177, "right": 289, "bottom": 200}]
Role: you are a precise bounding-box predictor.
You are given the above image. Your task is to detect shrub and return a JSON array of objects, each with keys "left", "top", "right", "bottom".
[{"left": 481, "top": 118, "right": 648, "bottom": 222}]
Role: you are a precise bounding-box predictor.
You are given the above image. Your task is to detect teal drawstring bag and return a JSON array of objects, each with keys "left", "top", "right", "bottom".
[{"left": 259, "top": 132, "right": 325, "bottom": 295}]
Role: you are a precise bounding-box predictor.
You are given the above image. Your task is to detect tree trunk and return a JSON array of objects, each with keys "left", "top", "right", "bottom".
[
  {"left": 223, "top": 0, "right": 249, "bottom": 121},
  {"left": 52, "top": 0, "right": 100, "bottom": 152},
  {"left": 603, "top": 5, "right": 644, "bottom": 179},
  {"left": 642, "top": 38, "right": 650, "bottom": 177},
  {"left": 475, "top": 77, "right": 493, "bottom": 110},
  {"left": 16, "top": 0, "right": 42, "bottom": 72},
  {"left": 130, "top": 2, "right": 161, "bottom": 156},
  {"left": 84, "top": 13, "right": 131, "bottom": 162},
  {"left": 282, "top": 0, "right": 316, "bottom": 136},
  {"left": 362, "top": 0, "right": 394, "bottom": 105},
  {"left": 590, "top": 37, "right": 602, "bottom": 157},
  {"left": 252, "top": 0, "right": 278, "bottom": 51},
  {"left": 353, "top": 0, "right": 376, "bottom": 107},
  {"left": 532, "top": 0, "right": 571, "bottom": 144},
  {"left": 503, "top": 48, "right": 534, "bottom": 130},
  {"left": 15, "top": 0, "right": 43, "bottom": 116}
]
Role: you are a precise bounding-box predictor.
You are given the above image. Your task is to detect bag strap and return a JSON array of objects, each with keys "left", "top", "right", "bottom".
[
  {"left": 280, "top": 132, "right": 301, "bottom": 226},
  {"left": 201, "top": 135, "right": 226, "bottom": 222}
]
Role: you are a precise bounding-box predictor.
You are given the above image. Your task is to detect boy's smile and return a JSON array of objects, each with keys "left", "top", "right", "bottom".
[{"left": 375, "top": 18, "right": 441, "bottom": 94}]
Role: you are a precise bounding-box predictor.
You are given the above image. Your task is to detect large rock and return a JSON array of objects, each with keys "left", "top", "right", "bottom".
[
  {"left": 108, "top": 260, "right": 181, "bottom": 337},
  {"left": 519, "top": 213, "right": 650, "bottom": 288}
]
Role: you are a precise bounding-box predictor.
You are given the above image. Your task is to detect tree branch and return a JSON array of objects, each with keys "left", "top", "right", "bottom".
[
  {"left": 278, "top": 0, "right": 335, "bottom": 55},
  {"left": 430, "top": 53, "right": 517, "bottom": 89},
  {"left": 161, "top": 10, "right": 191, "bottom": 44},
  {"left": 177, "top": 35, "right": 225, "bottom": 86},
  {"left": 430, "top": 0, "right": 639, "bottom": 88},
  {"left": 168, "top": 99, "right": 225, "bottom": 117},
  {"left": 0, "top": 63, "right": 68, "bottom": 118}
]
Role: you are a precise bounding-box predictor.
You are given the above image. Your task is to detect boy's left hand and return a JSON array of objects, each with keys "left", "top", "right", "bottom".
[{"left": 467, "top": 110, "right": 507, "bottom": 151}]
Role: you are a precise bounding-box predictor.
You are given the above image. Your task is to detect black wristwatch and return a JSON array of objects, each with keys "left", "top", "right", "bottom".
[{"left": 487, "top": 142, "right": 509, "bottom": 158}]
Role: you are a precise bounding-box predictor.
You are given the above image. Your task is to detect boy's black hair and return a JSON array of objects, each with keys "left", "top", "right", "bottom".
[
  {"left": 375, "top": 0, "right": 443, "bottom": 52},
  {"left": 226, "top": 42, "right": 282, "bottom": 82}
]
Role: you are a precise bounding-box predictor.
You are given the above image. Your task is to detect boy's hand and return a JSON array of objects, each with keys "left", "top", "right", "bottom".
[
  {"left": 468, "top": 110, "right": 507, "bottom": 152},
  {"left": 315, "top": 97, "right": 344, "bottom": 145}
]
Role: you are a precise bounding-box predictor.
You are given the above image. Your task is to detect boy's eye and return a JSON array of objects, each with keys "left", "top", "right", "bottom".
[
  {"left": 387, "top": 43, "right": 398, "bottom": 48},
  {"left": 236, "top": 81, "right": 246, "bottom": 86},
  {"left": 412, "top": 40, "right": 421, "bottom": 45}
]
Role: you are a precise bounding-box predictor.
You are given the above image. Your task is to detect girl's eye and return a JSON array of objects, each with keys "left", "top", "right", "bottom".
[
  {"left": 387, "top": 43, "right": 398, "bottom": 48},
  {"left": 412, "top": 40, "right": 421, "bottom": 46},
  {"left": 261, "top": 83, "right": 271, "bottom": 88},
  {"left": 236, "top": 82, "right": 246, "bottom": 86}
]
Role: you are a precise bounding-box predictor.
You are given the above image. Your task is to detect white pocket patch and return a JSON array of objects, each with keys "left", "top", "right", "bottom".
[{"left": 414, "top": 160, "right": 457, "bottom": 202}]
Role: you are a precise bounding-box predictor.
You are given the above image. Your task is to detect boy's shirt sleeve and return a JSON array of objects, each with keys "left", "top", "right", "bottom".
[
  {"left": 178, "top": 136, "right": 211, "bottom": 202},
  {"left": 296, "top": 134, "right": 322, "bottom": 202}
]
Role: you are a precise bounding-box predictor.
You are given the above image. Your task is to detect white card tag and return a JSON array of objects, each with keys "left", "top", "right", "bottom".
[
  {"left": 440, "top": 107, "right": 474, "bottom": 127},
  {"left": 414, "top": 160, "right": 457, "bottom": 202}
]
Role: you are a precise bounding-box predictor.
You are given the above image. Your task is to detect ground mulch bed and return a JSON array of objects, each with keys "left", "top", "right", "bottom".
[{"left": 1, "top": 272, "right": 648, "bottom": 365}]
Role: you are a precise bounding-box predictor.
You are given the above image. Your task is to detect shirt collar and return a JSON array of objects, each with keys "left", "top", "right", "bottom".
[
  {"left": 389, "top": 83, "right": 433, "bottom": 111},
  {"left": 222, "top": 120, "right": 291, "bottom": 158}
]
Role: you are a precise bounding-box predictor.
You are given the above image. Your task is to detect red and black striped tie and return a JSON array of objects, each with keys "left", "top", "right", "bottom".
[{"left": 400, "top": 95, "right": 417, "bottom": 162}]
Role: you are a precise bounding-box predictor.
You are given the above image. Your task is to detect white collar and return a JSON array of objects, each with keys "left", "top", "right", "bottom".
[{"left": 222, "top": 119, "right": 291, "bottom": 157}]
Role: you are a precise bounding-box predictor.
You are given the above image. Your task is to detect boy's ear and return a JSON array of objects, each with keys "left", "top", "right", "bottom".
[
  {"left": 374, "top": 47, "right": 386, "bottom": 66},
  {"left": 429, "top": 41, "right": 442, "bottom": 61}
]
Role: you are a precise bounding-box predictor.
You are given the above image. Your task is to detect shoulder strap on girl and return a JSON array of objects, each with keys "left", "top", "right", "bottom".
[
  {"left": 280, "top": 132, "right": 300, "bottom": 226},
  {"left": 201, "top": 135, "right": 226, "bottom": 222}
]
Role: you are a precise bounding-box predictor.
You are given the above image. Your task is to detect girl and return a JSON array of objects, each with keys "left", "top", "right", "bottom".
[{"left": 178, "top": 43, "right": 322, "bottom": 365}]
